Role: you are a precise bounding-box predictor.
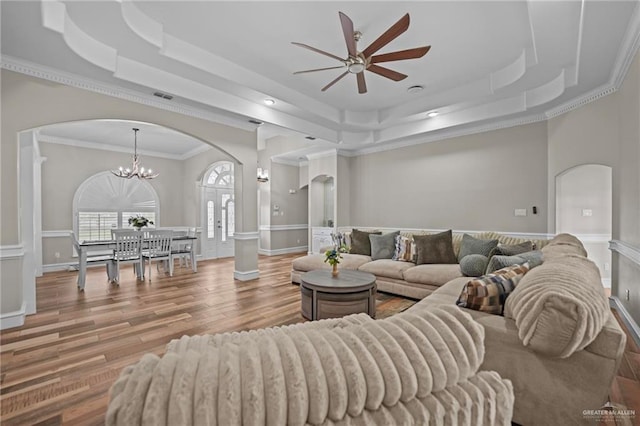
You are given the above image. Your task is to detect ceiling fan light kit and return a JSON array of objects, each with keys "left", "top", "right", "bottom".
[{"left": 292, "top": 11, "right": 431, "bottom": 94}]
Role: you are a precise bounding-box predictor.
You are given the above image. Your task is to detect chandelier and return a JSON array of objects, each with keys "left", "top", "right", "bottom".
[{"left": 111, "top": 128, "right": 159, "bottom": 179}]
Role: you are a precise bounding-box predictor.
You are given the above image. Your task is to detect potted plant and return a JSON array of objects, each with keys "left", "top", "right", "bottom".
[
  {"left": 324, "top": 244, "right": 348, "bottom": 277},
  {"left": 128, "top": 215, "right": 154, "bottom": 231}
]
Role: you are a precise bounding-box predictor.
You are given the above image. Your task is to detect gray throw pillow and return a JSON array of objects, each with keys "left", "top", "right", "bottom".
[
  {"left": 458, "top": 234, "right": 499, "bottom": 261},
  {"left": 414, "top": 230, "right": 458, "bottom": 265},
  {"left": 490, "top": 241, "right": 534, "bottom": 257},
  {"left": 369, "top": 231, "right": 400, "bottom": 260},
  {"left": 460, "top": 254, "right": 489, "bottom": 277},
  {"left": 486, "top": 250, "right": 544, "bottom": 274},
  {"left": 349, "top": 229, "right": 381, "bottom": 256}
]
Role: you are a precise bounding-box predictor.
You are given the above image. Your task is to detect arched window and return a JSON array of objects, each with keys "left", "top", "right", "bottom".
[
  {"left": 73, "top": 172, "right": 159, "bottom": 240},
  {"left": 206, "top": 162, "right": 234, "bottom": 188}
]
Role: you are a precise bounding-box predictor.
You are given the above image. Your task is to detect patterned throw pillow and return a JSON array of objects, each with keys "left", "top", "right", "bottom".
[
  {"left": 369, "top": 231, "right": 400, "bottom": 260},
  {"left": 458, "top": 234, "right": 499, "bottom": 261},
  {"left": 413, "top": 230, "right": 458, "bottom": 265},
  {"left": 457, "top": 263, "right": 530, "bottom": 315},
  {"left": 349, "top": 229, "right": 381, "bottom": 256},
  {"left": 460, "top": 254, "right": 489, "bottom": 277},
  {"left": 393, "top": 235, "right": 416, "bottom": 263}
]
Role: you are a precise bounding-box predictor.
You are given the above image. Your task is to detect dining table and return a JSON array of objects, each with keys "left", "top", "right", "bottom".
[{"left": 76, "top": 234, "right": 198, "bottom": 290}]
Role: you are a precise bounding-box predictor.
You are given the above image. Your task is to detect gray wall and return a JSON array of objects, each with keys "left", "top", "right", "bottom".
[
  {"left": 348, "top": 122, "right": 549, "bottom": 232},
  {"left": 1, "top": 70, "right": 257, "bottom": 320},
  {"left": 548, "top": 51, "right": 640, "bottom": 322}
]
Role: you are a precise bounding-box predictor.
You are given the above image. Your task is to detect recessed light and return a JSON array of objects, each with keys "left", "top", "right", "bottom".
[
  {"left": 427, "top": 111, "right": 439, "bottom": 118},
  {"left": 264, "top": 99, "right": 276, "bottom": 106},
  {"left": 407, "top": 85, "right": 424, "bottom": 94}
]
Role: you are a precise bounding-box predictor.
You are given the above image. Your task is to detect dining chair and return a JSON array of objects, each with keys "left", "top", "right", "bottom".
[
  {"left": 171, "top": 227, "right": 196, "bottom": 269},
  {"left": 70, "top": 232, "right": 115, "bottom": 284},
  {"left": 142, "top": 230, "right": 174, "bottom": 280},
  {"left": 110, "top": 230, "right": 144, "bottom": 284}
]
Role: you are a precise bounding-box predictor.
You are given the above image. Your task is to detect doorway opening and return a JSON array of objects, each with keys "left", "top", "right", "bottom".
[{"left": 201, "top": 161, "right": 235, "bottom": 259}]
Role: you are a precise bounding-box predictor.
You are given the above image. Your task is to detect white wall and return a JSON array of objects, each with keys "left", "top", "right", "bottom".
[{"left": 348, "top": 122, "right": 548, "bottom": 232}]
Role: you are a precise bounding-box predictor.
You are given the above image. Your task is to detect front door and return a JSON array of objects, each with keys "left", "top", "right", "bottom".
[{"left": 203, "top": 187, "right": 235, "bottom": 259}]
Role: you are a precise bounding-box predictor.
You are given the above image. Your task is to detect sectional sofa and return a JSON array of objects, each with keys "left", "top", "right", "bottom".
[{"left": 291, "top": 230, "right": 626, "bottom": 425}]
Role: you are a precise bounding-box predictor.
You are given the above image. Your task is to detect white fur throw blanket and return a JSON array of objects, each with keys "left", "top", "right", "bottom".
[{"left": 106, "top": 306, "right": 514, "bottom": 425}]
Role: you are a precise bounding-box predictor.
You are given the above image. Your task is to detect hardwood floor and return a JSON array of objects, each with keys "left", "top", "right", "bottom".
[{"left": 0, "top": 253, "right": 638, "bottom": 425}]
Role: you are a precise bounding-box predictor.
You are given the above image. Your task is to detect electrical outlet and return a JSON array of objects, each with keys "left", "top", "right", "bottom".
[
  {"left": 514, "top": 209, "right": 527, "bottom": 217},
  {"left": 54, "top": 252, "right": 60, "bottom": 259},
  {"left": 604, "top": 262, "right": 610, "bottom": 272},
  {"left": 582, "top": 209, "right": 593, "bottom": 217},
  {"left": 297, "top": 239, "right": 301, "bottom": 244}
]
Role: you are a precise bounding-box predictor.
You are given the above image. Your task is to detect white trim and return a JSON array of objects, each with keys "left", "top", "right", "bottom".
[
  {"left": 0, "top": 245, "right": 25, "bottom": 260},
  {"left": 609, "top": 296, "right": 640, "bottom": 348},
  {"left": 572, "top": 233, "right": 612, "bottom": 243},
  {"left": 337, "top": 226, "right": 552, "bottom": 241},
  {"left": 609, "top": 239, "right": 640, "bottom": 267},
  {"left": 234, "top": 269, "right": 260, "bottom": 281},
  {"left": 306, "top": 149, "right": 337, "bottom": 160},
  {"left": 0, "top": 56, "right": 256, "bottom": 132},
  {"left": 258, "top": 246, "right": 308, "bottom": 256},
  {"left": 233, "top": 232, "right": 260, "bottom": 241},
  {"left": 271, "top": 156, "right": 303, "bottom": 167},
  {"left": 601, "top": 278, "right": 612, "bottom": 289},
  {"left": 259, "top": 224, "right": 308, "bottom": 232},
  {"left": 0, "top": 302, "right": 27, "bottom": 330},
  {"left": 42, "top": 262, "right": 77, "bottom": 273},
  {"left": 42, "top": 230, "right": 72, "bottom": 238},
  {"left": 611, "top": 1, "right": 640, "bottom": 89}
]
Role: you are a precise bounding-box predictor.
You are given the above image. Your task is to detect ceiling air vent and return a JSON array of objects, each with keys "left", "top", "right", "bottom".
[
  {"left": 248, "top": 119, "right": 264, "bottom": 125},
  {"left": 153, "top": 91, "right": 173, "bottom": 100},
  {"left": 305, "top": 136, "right": 316, "bottom": 140}
]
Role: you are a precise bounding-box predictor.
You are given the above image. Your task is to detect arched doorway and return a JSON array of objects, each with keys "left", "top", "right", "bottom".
[
  {"left": 556, "top": 164, "right": 613, "bottom": 287},
  {"left": 201, "top": 161, "right": 235, "bottom": 259}
]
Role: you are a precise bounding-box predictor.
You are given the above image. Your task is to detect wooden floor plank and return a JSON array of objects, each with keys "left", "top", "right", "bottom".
[{"left": 0, "top": 253, "right": 638, "bottom": 424}]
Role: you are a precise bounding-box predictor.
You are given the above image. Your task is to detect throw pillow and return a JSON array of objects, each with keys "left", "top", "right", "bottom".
[
  {"left": 460, "top": 254, "right": 489, "bottom": 277},
  {"left": 490, "top": 241, "right": 534, "bottom": 257},
  {"left": 369, "top": 231, "right": 400, "bottom": 261},
  {"left": 457, "top": 262, "right": 530, "bottom": 315},
  {"left": 486, "top": 251, "right": 544, "bottom": 274},
  {"left": 458, "top": 234, "right": 499, "bottom": 261},
  {"left": 349, "top": 229, "right": 381, "bottom": 256},
  {"left": 393, "top": 235, "right": 416, "bottom": 263},
  {"left": 414, "top": 230, "right": 458, "bottom": 265}
]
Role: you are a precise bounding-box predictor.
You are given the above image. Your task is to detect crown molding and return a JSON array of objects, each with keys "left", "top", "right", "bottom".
[
  {"left": 544, "top": 84, "right": 617, "bottom": 119},
  {"left": 270, "top": 156, "right": 302, "bottom": 167},
  {"left": 0, "top": 55, "right": 257, "bottom": 132},
  {"left": 611, "top": 1, "right": 640, "bottom": 89},
  {"left": 306, "top": 149, "right": 337, "bottom": 160}
]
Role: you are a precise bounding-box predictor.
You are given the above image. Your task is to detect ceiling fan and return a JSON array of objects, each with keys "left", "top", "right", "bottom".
[{"left": 292, "top": 12, "right": 431, "bottom": 94}]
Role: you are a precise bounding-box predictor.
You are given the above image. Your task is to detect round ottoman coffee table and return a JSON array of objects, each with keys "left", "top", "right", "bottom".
[{"left": 300, "top": 269, "right": 376, "bottom": 320}]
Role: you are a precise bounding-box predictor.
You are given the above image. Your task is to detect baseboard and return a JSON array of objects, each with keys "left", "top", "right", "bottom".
[
  {"left": 609, "top": 296, "right": 640, "bottom": 348},
  {"left": 0, "top": 301, "right": 27, "bottom": 330},
  {"left": 43, "top": 262, "right": 76, "bottom": 272},
  {"left": 234, "top": 269, "right": 259, "bottom": 281},
  {"left": 258, "top": 246, "right": 307, "bottom": 256}
]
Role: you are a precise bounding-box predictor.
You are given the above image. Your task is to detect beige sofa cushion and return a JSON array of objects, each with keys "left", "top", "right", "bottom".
[
  {"left": 358, "top": 259, "right": 415, "bottom": 280},
  {"left": 403, "top": 264, "right": 463, "bottom": 287},
  {"left": 292, "top": 253, "right": 371, "bottom": 272},
  {"left": 504, "top": 254, "right": 609, "bottom": 358},
  {"left": 541, "top": 243, "right": 587, "bottom": 259}
]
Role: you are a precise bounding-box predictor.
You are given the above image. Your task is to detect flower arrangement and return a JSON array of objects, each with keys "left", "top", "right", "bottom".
[
  {"left": 324, "top": 240, "right": 348, "bottom": 276},
  {"left": 128, "top": 215, "right": 154, "bottom": 230}
]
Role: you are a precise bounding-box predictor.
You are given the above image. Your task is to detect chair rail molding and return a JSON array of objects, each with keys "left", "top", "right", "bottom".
[
  {"left": 259, "top": 224, "right": 308, "bottom": 232},
  {"left": 42, "top": 230, "right": 73, "bottom": 238},
  {"left": 0, "top": 244, "right": 25, "bottom": 259},
  {"left": 338, "top": 226, "right": 553, "bottom": 241},
  {"left": 610, "top": 297, "right": 640, "bottom": 348},
  {"left": 609, "top": 239, "right": 640, "bottom": 267},
  {"left": 233, "top": 232, "right": 259, "bottom": 241}
]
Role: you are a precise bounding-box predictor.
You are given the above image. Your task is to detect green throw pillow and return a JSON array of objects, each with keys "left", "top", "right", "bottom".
[
  {"left": 414, "top": 230, "right": 458, "bottom": 265},
  {"left": 350, "top": 229, "right": 381, "bottom": 256},
  {"left": 369, "top": 231, "right": 400, "bottom": 260},
  {"left": 460, "top": 254, "right": 489, "bottom": 277},
  {"left": 458, "top": 233, "right": 499, "bottom": 261}
]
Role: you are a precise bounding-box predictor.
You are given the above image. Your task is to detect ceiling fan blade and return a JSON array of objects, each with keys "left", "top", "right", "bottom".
[
  {"left": 367, "top": 64, "right": 407, "bottom": 81},
  {"left": 321, "top": 71, "right": 349, "bottom": 91},
  {"left": 339, "top": 12, "right": 357, "bottom": 57},
  {"left": 291, "top": 42, "right": 345, "bottom": 62},
  {"left": 362, "top": 14, "right": 410, "bottom": 58},
  {"left": 371, "top": 46, "right": 431, "bottom": 63},
  {"left": 356, "top": 72, "right": 367, "bottom": 94},
  {"left": 293, "top": 65, "right": 347, "bottom": 75}
]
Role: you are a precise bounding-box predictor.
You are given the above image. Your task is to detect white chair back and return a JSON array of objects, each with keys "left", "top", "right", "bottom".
[
  {"left": 113, "top": 230, "right": 142, "bottom": 260},
  {"left": 146, "top": 230, "right": 173, "bottom": 257}
]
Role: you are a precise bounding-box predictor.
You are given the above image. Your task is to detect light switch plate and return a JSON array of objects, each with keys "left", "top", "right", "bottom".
[
  {"left": 582, "top": 209, "right": 593, "bottom": 217},
  {"left": 514, "top": 209, "right": 527, "bottom": 217}
]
